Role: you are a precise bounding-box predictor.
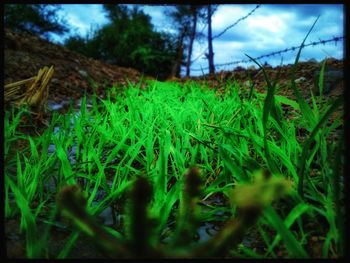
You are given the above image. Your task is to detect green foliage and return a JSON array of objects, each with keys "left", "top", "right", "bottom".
[
  {"left": 56, "top": 167, "right": 292, "bottom": 258},
  {"left": 4, "top": 4, "right": 68, "bottom": 40},
  {"left": 167, "top": 5, "right": 193, "bottom": 35},
  {"left": 64, "top": 5, "right": 177, "bottom": 80},
  {"left": 4, "top": 45, "right": 344, "bottom": 259}
]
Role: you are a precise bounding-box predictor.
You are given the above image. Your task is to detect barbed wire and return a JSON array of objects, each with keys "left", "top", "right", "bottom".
[
  {"left": 191, "top": 36, "right": 344, "bottom": 71},
  {"left": 191, "top": 4, "right": 261, "bottom": 64},
  {"left": 212, "top": 4, "right": 261, "bottom": 40}
]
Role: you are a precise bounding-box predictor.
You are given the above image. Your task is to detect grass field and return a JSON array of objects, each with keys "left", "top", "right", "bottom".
[
  {"left": 4, "top": 20, "right": 344, "bottom": 258},
  {"left": 5, "top": 69, "right": 344, "bottom": 258}
]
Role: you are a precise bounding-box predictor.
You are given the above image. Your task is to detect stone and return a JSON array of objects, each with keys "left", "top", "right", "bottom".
[
  {"left": 78, "top": 70, "right": 88, "bottom": 78},
  {"left": 313, "top": 68, "right": 343, "bottom": 95},
  {"left": 247, "top": 65, "right": 256, "bottom": 70},
  {"left": 295, "top": 77, "right": 306, "bottom": 83},
  {"left": 307, "top": 58, "right": 318, "bottom": 63}
]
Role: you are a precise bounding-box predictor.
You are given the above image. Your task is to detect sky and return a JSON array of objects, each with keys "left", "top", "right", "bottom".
[{"left": 53, "top": 4, "right": 344, "bottom": 76}]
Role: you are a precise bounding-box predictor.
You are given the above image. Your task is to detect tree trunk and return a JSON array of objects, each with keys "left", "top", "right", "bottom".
[
  {"left": 168, "top": 33, "right": 184, "bottom": 79},
  {"left": 207, "top": 5, "right": 215, "bottom": 74},
  {"left": 185, "top": 6, "right": 198, "bottom": 77}
]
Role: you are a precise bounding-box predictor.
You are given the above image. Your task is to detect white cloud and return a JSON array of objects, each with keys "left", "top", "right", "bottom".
[
  {"left": 49, "top": 4, "right": 343, "bottom": 76},
  {"left": 247, "top": 14, "right": 289, "bottom": 34},
  {"left": 141, "top": 6, "right": 166, "bottom": 23},
  {"left": 59, "top": 5, "right": 108, "bottom": 36},
  {"left": 212, "top": 5, "right": 247, "bottom": 31},
  {"left": 215, "top": 40, "right": 245, "bottom": 53},
  {"left": 65, "top": 14, "right": 90, "bottom": 35}
]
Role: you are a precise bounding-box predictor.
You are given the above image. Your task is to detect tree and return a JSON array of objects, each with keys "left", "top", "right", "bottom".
[
  {"left": 103, "top": 4, "right": 129, "bottom": 22},
  {"left": 64, "top": 34, "right": 101, "bottom": 60},
  {"left": 168, "top": 32, "right": 185, "bottom": 79},
  {"left": 185, "top": 6, "right": 199, "bottom": 77},
  {"left": 4, "top": 4, "right": 69, "bottom": 40},
  {"left": 64, "top": 4, "right": 177, "bottom": 80},
  {"left": 207, "top": 5, "right": 216, "bottom": 74},
  {"left": 167, "top": 5, "right": 207, "bottom": 77},
  {"left": 166, "top": 5, "right": 192, "bottom": 78}
]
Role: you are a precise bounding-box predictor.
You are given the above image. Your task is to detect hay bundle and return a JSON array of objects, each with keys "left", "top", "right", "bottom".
[{"left": 5, "top": 65, "right": 54, "bottom": 115}]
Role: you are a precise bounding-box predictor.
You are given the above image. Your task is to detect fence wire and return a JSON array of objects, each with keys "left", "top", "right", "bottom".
[
  {"left": 212, "top": 4, "right": 261, "bottom": 40},
  {"left": 191, "top": 5, "right": 262, "bottom": 64},
  {"left": 191, "top": 36, "right": 344, "bottom": 72}
]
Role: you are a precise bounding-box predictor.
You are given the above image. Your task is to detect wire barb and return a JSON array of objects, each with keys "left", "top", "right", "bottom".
[
  {"left": 192, "top": 36, "right": 344, "bottom": 72},
  {"left": 191, "top": 5, "right": 262, "bottom": 64}
]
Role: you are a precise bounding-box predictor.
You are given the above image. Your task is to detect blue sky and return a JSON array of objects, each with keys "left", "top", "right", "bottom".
[{"left": 53, "top": 4, "right": 344, "bottom": 76}]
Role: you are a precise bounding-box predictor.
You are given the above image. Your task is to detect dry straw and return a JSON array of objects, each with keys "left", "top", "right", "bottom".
[{"left": 5, "top": 65, "right": 54, "bottom": 115}]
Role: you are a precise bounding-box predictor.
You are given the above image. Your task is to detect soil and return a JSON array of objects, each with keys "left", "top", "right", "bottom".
[
  {"left": 191, "top": 58, "right": 344, "bottom": 101},
  {"left": 4, "top": 29, "right": 345, "bottom": 259},
  {"left": 4, "top": 29, "right": 152, "bottom": 106},
  {"left": 4, "top": 28, "right": 344, "bottom": 108}
]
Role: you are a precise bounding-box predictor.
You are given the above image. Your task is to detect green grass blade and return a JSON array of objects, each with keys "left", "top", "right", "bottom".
[
  {"left": 245, "top": 54, "right": 278, "bottom": 173},
  {"left": 267, "top": 203, "right": 311, "bottom": 254},
  {"left": 218, "top": 144, "right": 247, "bottom": 182},
  {"left": 298, "top": 96, "right": 343, "bottom": 197},
  {"left": 290, "top": 16, "right": 320, "bottom": 129},
  {"left": 57, "top": 232, "right": 80, "bottom": 259},
  {"left": 263, "top": 205, "right": 308, "bottom": 258},
  {"left": 6, "top": 175, "right": 42, "bottom": 258},
  {"left": 318, "top": 60, "right": 326, "bottom": 98}
]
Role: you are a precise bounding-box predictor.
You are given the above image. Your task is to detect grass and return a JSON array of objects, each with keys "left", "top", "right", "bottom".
[
  {"left": 4, "top": 20, "right": 344, "bottom": 258},
  {"left": 5, "top": 71, "right": 343, "bottom": 258}
]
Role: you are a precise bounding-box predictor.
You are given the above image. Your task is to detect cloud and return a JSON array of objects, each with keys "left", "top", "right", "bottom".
[
  {"left": 59, "top": 5, "right": 108, "bottom": 36},
  {"left": 141, "top": 5, "right": 167, "bottom": 23},
  {"left": 49, "top": 4, "right": 343, "bottom": 76},
  {"left": 212, "top": 5, "right": 248, "bottom": 31},
  {"left": 190, "top": 4, "right": 343, "bottom": 75},
  {"left": 66, "top": 14, "right": 90, "bottom": 34},
  {"left": 213, "top": 31, "right": 253, "bottom": 43}
]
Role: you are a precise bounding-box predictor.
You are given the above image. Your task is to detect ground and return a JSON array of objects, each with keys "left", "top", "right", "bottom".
[
  {"left": 5, "top": 28, "right": 343, "bottom": 109},
  {"left": 4, "top": 29, "right": 344, "bottom": 259}
]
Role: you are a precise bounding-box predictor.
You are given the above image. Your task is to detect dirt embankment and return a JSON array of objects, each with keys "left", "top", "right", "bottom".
[
  {"left": 4, "top": 29, "right": 151, "bottom": 104},
  {"left": 186, "top": 58, "right": 343, "bottom": 101},
  {"left": 4, "top": 28, "right": 343, "bottom": 104}
]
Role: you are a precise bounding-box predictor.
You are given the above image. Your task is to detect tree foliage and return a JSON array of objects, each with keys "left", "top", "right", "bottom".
[
  {"left": 4, "top": 4, "right": 69, "bottom": 40},
  {"left": 64, "top": 5, "right": 177, "bottom": 80}
]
